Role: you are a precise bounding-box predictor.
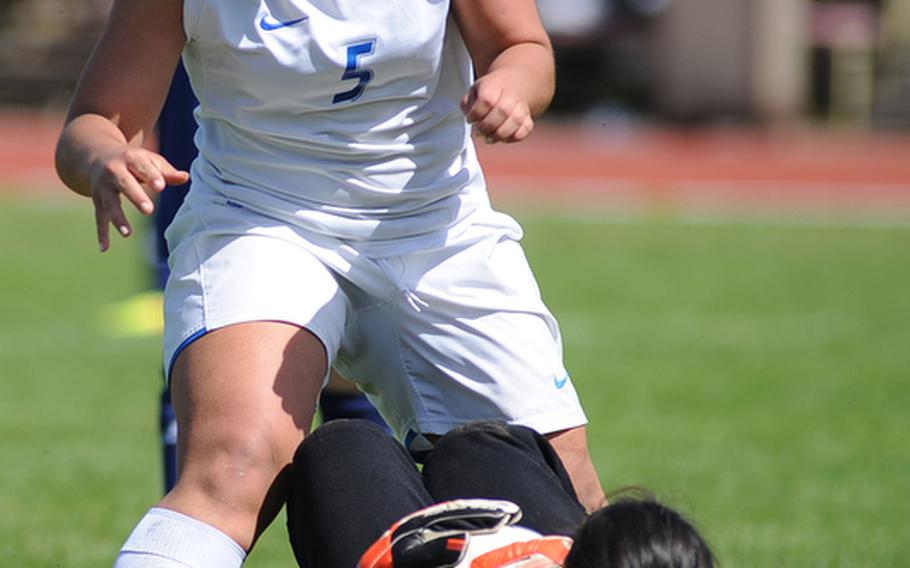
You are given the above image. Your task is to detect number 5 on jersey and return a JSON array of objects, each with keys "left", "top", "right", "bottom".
[{"left": 333, "top": 40, "right": 376, "bottom": 104}]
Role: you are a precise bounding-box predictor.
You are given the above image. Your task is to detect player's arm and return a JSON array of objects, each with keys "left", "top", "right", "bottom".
[
  {"left": 55, "top": 0, "right": 189, "bottom": 251},
  {"left": 451, "top": 0, "right": 555, "bottom": 143}
]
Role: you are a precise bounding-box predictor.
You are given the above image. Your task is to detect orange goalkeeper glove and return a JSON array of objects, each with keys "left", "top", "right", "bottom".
[{"left": 359, "top": 499, "right": 572, "bottom": 568}]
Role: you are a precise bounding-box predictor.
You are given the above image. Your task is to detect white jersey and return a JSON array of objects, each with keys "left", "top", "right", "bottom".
[{"left": 182, "top": 0, "right": 488, "bottom": 256}]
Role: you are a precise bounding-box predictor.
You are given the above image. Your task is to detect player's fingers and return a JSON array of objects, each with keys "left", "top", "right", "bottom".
[
  {"left": 163, "top": 167, "right": 191, "bottom": 186},
  {"left": 461, "top": 87, "right": 477, "bottom": 119},
  {"left": 471, "top": 103, "right": 509, "bottom": 141},
  {"left": 126, "top": 150, "right": 168, "bottom": 195},
  {"left": 475, "top": 97, "right": 530, "bottom": 142},
  {"left": 95, "top": 186, "right": 134, "bottom": 240},
  {"left": 510, "top": 116, "right": 535, "bottom": 142},
  {"left": 150, "top": 154, "right": 191, "bottom": 186},
  {"left": 462, "top": 81, "right": 502, "bottom": 125},
  {"left": 107, "top": 201, "right": 133, "bottom": 239},
  {"left": 94, "top": 157, "right": 154, "bottom": 215},
  {"left": 110, "top": 161, "right": 155, "bottom": 215},
  {"left": 93, "top": 199, "right": 111, "bottom": 252},
  {"left": 95, "top": 202, "right": 111, "bottom": 252},
  {"left": 491, "top": 114, "right": 534, "bottom": 144}
]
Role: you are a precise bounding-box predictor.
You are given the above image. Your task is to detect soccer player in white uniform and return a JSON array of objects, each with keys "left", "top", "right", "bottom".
[{"left": 55, "top": 1, "right": 607, "bottom": 566}]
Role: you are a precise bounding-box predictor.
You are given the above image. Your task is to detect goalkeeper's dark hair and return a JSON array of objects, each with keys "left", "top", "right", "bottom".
[{"left": 565, "top": 488, "right": 716, "bottom": 568}]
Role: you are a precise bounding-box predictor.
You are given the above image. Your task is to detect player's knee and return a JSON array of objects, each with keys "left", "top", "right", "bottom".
[{"left": 178, "top": 429, "right": 292, "bottom": 513}]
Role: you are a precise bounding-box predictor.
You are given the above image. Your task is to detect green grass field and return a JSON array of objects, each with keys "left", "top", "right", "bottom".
[{"left": 1, "top": 194, "right": 908, "bottom": 566}]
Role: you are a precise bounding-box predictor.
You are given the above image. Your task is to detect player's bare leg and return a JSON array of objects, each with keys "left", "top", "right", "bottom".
[
  {"left": 546, "top": 426, "right": 608, "bottom": 513},
  {"left": 160, "top": 321, "right": 326, "bottom": 550}
]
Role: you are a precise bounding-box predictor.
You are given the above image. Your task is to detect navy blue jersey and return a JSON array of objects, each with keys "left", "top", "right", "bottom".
[{"left": 154, "top": 62, "right": 199, "bottom": 289}]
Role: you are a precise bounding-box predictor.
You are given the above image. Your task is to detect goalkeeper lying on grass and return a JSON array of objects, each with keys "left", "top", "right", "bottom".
[{"left": 286, "top": 420, "right": 715, "bottom": 568}]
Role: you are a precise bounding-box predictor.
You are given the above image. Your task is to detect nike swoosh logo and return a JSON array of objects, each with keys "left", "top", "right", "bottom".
[
  {"left": 554, "top": 374, "right": 570, "bottom": 390},
  {"left": 259, "top": 14, "right": 309, "bottom": 31}
]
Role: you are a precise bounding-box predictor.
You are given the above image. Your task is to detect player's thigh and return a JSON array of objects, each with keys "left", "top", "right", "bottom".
[
  {"left": 162, "top": 196, "right": 350, "bottom": 488},
  {"left": 170, "top": 321, "right": 326, "bottom": 471},
  {"left": 163, "top": 321, "right": 327, "bottom": 548},
  {"left": 163, "top": 195, "right": 350, "bottom": 380}
]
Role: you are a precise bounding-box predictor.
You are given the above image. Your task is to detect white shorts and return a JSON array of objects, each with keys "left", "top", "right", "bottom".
[{"left": 163, "top": 187, "right": 587, "bottom": 442}]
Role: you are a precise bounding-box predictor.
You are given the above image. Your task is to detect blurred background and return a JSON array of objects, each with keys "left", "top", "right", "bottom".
[
  {"left": 2, "top": 0, "right": 910, "bottom": 127},
  {"left": 1, "top": 1, "right": 909, "bottom": 567}
]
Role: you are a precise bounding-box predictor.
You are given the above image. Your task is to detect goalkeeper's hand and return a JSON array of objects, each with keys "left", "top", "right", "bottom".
[{"left": 358, "top": 499, "right": 572, "bottom": 568}]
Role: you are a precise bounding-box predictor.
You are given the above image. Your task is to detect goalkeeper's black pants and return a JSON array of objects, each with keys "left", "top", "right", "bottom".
[{"left": 286, "top": 419, "right": 587, "bottom": 568}]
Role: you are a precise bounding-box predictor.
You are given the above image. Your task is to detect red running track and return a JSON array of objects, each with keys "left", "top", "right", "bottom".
[{"left": 3, "top": 110, "right": 909, "bottom": 215}]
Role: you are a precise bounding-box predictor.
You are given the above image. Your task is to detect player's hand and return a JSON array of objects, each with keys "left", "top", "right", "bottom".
[
  {"left": 88, "top": 146, "right": 189, "bottom": 252},
  {"left": 359, "top": 499, "right": 523, "bottom": 568},
  {"left": 462, "top": 73, "right": 535, "bottom": 144}
]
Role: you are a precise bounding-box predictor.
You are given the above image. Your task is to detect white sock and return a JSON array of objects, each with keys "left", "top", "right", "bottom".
[{"left": 114, "top": 507, "right": 246, "bottom": 568}]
